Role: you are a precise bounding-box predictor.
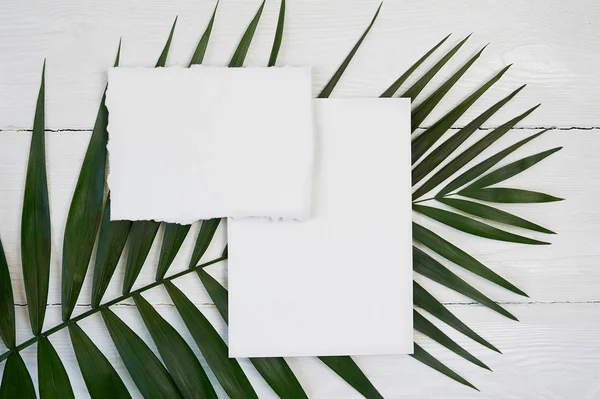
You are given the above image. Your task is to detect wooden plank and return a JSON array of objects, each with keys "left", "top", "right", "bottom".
[
  {"left": 0, "top": 0, "right": 599, "bottom": 130},
  {"left": 1, "top": 302, "right": 599, "bottom": 398},
  {"left": 0, "top": 129, "right": 597, "bottom": 306}
]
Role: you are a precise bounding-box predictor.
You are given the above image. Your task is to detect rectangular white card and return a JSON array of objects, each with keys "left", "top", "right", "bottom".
[
  {"left": 106, "top": 66, "right": 313, "bottom": 224},
  {"left": 228, "top": 99, "right": 413, "bottom": 358}
]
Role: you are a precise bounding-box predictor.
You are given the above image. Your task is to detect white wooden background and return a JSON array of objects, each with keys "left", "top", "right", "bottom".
[{"left": 1, "top": 0, "right": 600, "bottom": 397}]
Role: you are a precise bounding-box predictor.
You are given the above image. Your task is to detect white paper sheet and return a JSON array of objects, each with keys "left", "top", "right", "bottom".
[
  {"left": 106, "top": 66, "right": 313, "bottom": 223},
  {"left": 228, "top": 99, "right": 413, "bottom": 358}
]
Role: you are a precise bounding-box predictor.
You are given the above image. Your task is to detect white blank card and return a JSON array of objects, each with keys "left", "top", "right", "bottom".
[
  {"left": 106, "top": 66, "right": 313, "bottom": 223},
  {"left": 228, "top": 99, "right": 413, "bottom": 358}
]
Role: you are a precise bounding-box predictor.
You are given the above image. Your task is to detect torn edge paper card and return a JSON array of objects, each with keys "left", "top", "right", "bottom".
[
  {"left": 106, "top": 66, "right": 313, "bottom": 224},
  {"left": 228, "top": 98, "right": 413, "bottom": 358}
]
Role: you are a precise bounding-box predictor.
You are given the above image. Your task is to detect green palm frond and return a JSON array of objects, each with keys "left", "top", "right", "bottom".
[{"left": 0, "top": 1, "right": 563, "bottom": 396}]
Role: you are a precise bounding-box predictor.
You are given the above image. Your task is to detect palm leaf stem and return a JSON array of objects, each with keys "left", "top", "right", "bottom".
[{"left": 0, "top": 256, "right": 226, "bottom": 363}]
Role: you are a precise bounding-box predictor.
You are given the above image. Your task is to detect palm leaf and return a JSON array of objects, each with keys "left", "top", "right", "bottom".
[
  {"left": 414, "top": 310, "right": 490, "bottom": 370},
  {"left": 438, "top": 197, "right": 554, "bottom": 234},
  {"left": 459, "top": 187, "right": 563, "bottom": 203},
  {"left": 318, "top": 2, "right": 382, "bottom": 98},
  {"left": 189, "top": 1, "right": 218, "bottom": 66},
  {"left": 268, "top": 0, "right": 285, "bottom": 66},
  {"left": 401, "top": 35, "right": 470, "bottom": 101},
  {"left": 411, "top": 63, "right": 510, "bottom": 165},
  {"left": 410, "top": 44, "right": 487, "bottom": 134},
  {"left": 0, "top": 238, "right": 15, "bottom": 348},
  {"left": 68, "top": 323, "right": 131, "bottom": 399},
  {"left": 229, "top": 0, "right": 265, "bottom": 68},
  {"left": 414, "top": 105, "right": 541, "bottom": 202},
  {"left": 0, "top": 6, "right": 564, "bottom": 395},
  {"left": 91, "top": 197, "right": 132, "bottom": 307},
  {"left": 438, "top": 129, "right": 549, "bottom": 197},
  {"left": 318, "top": 356, "right": 384, "bottom": 399},
  {"left": 156, "top": 223, "right": 191, "bottom": 280},
  {"left": 413, "top": 246, "right": 516, "bottom": 320},
  {"left": 122, "top": 221, "right": 160, "bottom": 294},
  {"left": 380, "top": 34, "right": 450, "bottom": 98},
  {"left": 0, "top": 353, "right": 36, "bottom": 399},
  {"left": 122, "top": 17, "right": 178, "bottom": 295},
  {"left": 156, "top": 16, "right": 178, "bottom": 67},
  {"left": 101, "top": 308, "right": 183, "bottom": 398},
  {"left": 38, "top": 336, "right": 75, "bottom": 399},
  {"left": 465, "top": 147, "right": 562, "bottom": 190},
  {"left": 165, "top": 281, "right": 258, "bottom": 398},
  {"left": 21, "top": 61, "right": 50, "bottom": 336},
  {"left": 197, "top": 269, "right": 309, "bottom": 398},
  {"left": 412, "top": 84, "right": 525, "bottom": 191},
  {"left": 61, "top": 41, "right": 121, "bottom": 321},
  {"left": 413, "top": 223, "right": 527, "bottom": 296},
  {"left": 413, "top": 282, "right": 500, "bottom": 353},
  {"left": 158, "top": 4, "right": 220, "bottom": 277},
  {"left": 411, "top": 344, "right": 477, "bottom": 390},
  {"left": 160, "top": 3, "right": 265, "bottom": 277},
  {"left": 133, "top": 294, "right": 217, "bottom": 399},
  {"left": 414, "top": 204, "right": 549, "bottom": 245},
  {"left": 222, "top": 244, "right": 228, "bottom": 258},
  {"left": 188, "top": 219, "right": 220, "bottom": 268}
]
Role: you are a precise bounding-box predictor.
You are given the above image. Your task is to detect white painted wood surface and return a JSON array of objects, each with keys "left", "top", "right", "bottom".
[{"left": 1, "top": 0, "right": 599, "bottom": 397}]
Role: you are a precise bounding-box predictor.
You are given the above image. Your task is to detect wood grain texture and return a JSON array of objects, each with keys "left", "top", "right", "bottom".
[
  {"left": 1, "top": 0, "right": 599, "bottom": 396},
  {"left": 0, "top": 302, "right": 599, "bottom": 398},
  {"left": 0, "top": 0, "right": 599, "bottom": 129},
  {"left": 0, "top": 127, "right": 599, "bottom": 396}
]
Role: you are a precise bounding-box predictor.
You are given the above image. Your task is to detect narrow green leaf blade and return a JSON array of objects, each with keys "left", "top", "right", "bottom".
[
  {"left": 414, "top": 204, "right": 548, "bottom": 245},
  {"left": 197, "top": 269, "right": 308, "bottom": 398},
  {"left": 229, "top": 1, "right": 265, "bottom": 67},
  {"left": 62, "top": 42, "right": 122, "bottom": 321},
  {"left": 156, "top": 224, "right": 192, "bottom": 280},
  {"left": 121, "top": 15, "right": 178, "bottom": 294},
  {"left": 159, "top": 4, "right": 218, "bottom": 277},
  {"left": 438, "top": 129, "right": 548, "bottom": 197},
  {"left": 222, "top": 244, "right": 228, "bottom": 258},
  {"left": 318, "top": 2, "right": 382, "bottom": 98},
  {"left": 460, "top": 187, "right": 563, "bottom": 203},
  {"left": 411, "top": 64, "right": 510, "bottom": 165},
  {"left": 401, "top": 35, "right": 470, "bottom": 101},
  {"left": 439, "top": 197, "right": 554, "bottom": 234},
  {"left": 0, "top": 238, "right": 15, "bottom": 348},
  {"left": 38, "top": 336, "right": 75, "bottom": 399},
  {"left": 0, "top": 353, "right": 36, "bottom": 399},
  {"left": 466, "top": 147, "right": 562, "bottom": 190},
  {"left": 156, "top": 17, "right": 178, "bottom": 67},
  {"left": 414, "top": 310, "right": 490, "bottom": 370},
  {"left": 414, "top": 282, "right": 499, "bottom": 352},
  {"left": 412, "top": 83, "right": 524, "bottom": 191},
  {"left": 91, "top": 197, "right": 132, "bottom": 307},
  {"left": 133, "top": 294, "right": 217, "bottom": 399},
  {"left": 318, "top": 356, "right": 384, "bottom": 399},
  {"left": 414, "top": 105, "right": 540, "bottom": 201},
  {"left": 68, "top": 323, "right": 131, "bottom": 399},
  {"left": 165, "top": 281, "right": 258, "bottom": 398},
  {"left": 189, "top": 219, "right": 220, "bottom": 268},
  {"left": 189, "top": 2, "right": 218, "bottom": 66},
  {"left": 413, "top": 223, "right": 527, "bottom": 296},
  {"left": 101, "top": 308, "right": 183, "bottom": 399},
  {"left": 21, "top": 61, "right": 50, "bottom": 335},
  {"left": 413, "top": 246, "right": 517, "bottom": 320},
  {"left": 411, "top": 44, "right": 487, "bottom": 134},
  {"left": 411, "top": 343, "right": 477, "bottom": 390},
  {"left": 268, "top": 0, "right": 285, "bottom": 66},
  {"left": 122, "top": 221, "right": 160, "bottom": 294},
  {"left": 380, "top": 34, "right": 450, "bottom": 98},
  {"left": 197, "top": 269, "right": 228, "bottom": 323}
]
